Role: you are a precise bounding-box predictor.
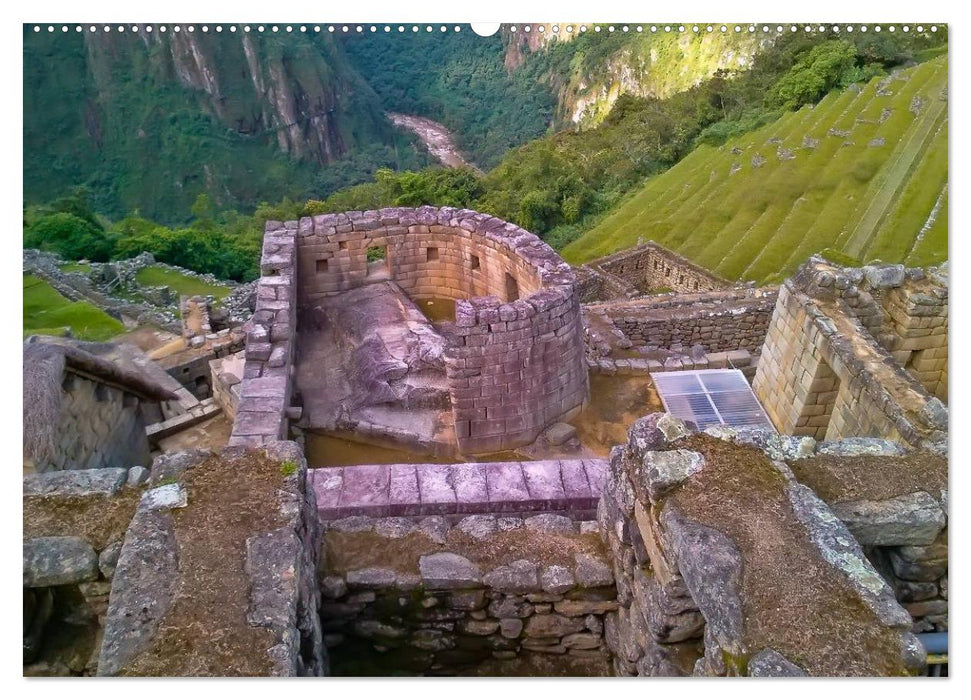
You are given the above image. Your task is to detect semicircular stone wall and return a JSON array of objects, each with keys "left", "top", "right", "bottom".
[{"left": 295, "top": 206, "right": 589, "bottom": 454}]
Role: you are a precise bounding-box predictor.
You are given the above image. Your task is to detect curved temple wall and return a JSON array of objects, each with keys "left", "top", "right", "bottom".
[{"left": 293, "top": 207, "right": 589, "bottom": 454}]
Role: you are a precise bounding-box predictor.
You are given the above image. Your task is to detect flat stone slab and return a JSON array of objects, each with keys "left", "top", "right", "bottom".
[
  {"left": 831, "top": 491, "right": 945, "bottom": 546},
  {"left": 24, "top": 537, "right": 99, "bottom": 587},
  {"left": 23, "top": 468, "right": 128, "bottom": 498},
  {"left": 419, "top": 552, "right": 482, "bottom": 589},
  {"left": 309, "top": 459, "right": 608, "bottom": 519}
]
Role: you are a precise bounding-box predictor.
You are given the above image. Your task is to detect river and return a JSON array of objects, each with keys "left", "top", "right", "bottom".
[{"left": 387, "top": 112, "right": 482, "bottom": 173}]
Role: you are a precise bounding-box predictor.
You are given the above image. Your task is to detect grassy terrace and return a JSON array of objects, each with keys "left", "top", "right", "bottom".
[
  {"left": 563, "top": 56, "right": 948, "bottom": 283},
  {"left": 134, "top": 266, "right": 230, "bottom": 300},
  {"left": 23, "top": 275, "right": 124, "bottom": 341}
]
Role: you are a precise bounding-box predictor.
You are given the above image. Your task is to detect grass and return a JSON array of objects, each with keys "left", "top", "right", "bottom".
[
  {"left": 23, "top": 275, "right": 125, "bottom": 341},
  {"left": 562, "top": 56, "right": 948, "bottom": 283},
  {"left": 59, "top": 262, "right": 91, "bottom": 274},
  {"left": 134, "top": 266, "right": 230, "bottom": 300}
]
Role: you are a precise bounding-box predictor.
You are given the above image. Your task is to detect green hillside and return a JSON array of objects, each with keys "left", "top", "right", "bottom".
[{"left": 562, "top": 55, "right": 948, "bottom": 282}]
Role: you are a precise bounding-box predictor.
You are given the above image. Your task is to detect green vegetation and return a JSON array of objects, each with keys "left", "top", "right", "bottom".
[
  {"left": 23, "top": 29, "right": 429, "bottom": 222},
  {"left": 563, "top": 56, "right": 948, "bottom": 282},
  {"left": 23, "top": 275, "right": 125, "bottom": 341},
  {"left": 60, "top": 262, "right": 92, "bottom": 274},
  {"left": 25, "top": 191, "right": 270, "bottom": 282},
  {"left": 24, "top": 26, "right": 946, "bottom": 289},
  {"left": 279, "top": 460, "right": 298, "bottom": 477},
  {"left": 134, "top": 267, "right": 230, "bottom": 300},
  {"left": 341, "top": 31, "right": 556, "bottom": 170}
]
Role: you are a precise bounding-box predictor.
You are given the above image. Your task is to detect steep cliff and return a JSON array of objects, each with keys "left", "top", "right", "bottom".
[
  {"left": 24, "top": 28, "right": 408, "bottom": 220},
  {"left": 503, "top": 26, "right": 769, "bottom": 127}
]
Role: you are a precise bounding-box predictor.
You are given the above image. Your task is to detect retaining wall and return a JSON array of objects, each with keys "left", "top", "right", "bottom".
[{"left": 319, "top": 512, "right": 616, "bottom": 675}]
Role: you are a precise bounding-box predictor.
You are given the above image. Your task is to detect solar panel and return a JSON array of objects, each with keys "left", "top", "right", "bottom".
[{"left": 652, "top": 369, "right": 775, "bottom": 431}]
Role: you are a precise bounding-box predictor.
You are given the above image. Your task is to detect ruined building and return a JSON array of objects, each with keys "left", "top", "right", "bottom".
[{"left": 23, "top": 208, "right": 948, "bottom": 677}]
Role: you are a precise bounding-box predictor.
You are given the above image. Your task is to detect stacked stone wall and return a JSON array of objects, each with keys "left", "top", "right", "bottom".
[
  {"left": 318, "top": 513, "right": 615, "bottom": 675},
  {"left": 292, "top": 207, "right": 588, "bottom": 454},
  {"left": 23, "top": 466, "right": 149, "bottom": 675},
  {"left": 586, "top": 288, "right": 776, "bottom": 353},
  {"left": 587, "top": 242, "right": 729, "bottom": 296},
  {"left": 596, "top": 414, "right": 925, "bottom": 677},
  {"left": 754, "top": 260, "right": 947, "bottom": 449},
  {"left": 229, "top": 223, "right": 298, "bottom": 447},
  {"left": 35, "top": 373, "right": 152, "bottom": 473},
  {"left": 879, "top": 279, "right": 948, "bottom": 401}
]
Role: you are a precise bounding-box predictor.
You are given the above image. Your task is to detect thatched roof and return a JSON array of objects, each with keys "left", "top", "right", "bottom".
[{"left": 23, "top": 341, "right": 177, "bottom": 463}]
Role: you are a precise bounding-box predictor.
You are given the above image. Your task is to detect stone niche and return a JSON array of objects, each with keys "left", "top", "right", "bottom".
[{"left": 291, "top": 207, "right": 590, "bottom": 454}]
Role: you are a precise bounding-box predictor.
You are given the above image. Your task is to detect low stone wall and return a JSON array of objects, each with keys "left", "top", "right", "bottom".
[
  {"left": 754, "top": 258, "right": 947, "bottom": 448},
  {"left": 585, "top": 348, "right": 758, "bottom": 380},
  {"left": 583, "top": 242, "right": 730, "bottom": 297},
  {"left": 319, "top": 513, "right": 616, "bottom": 675},
  {"left": 584, "top": 287, "right": 777, "bottom": 354},
  {"left": 597, "top": 413, "right": 925, "bottom": 676},
  {"left": 23, "top": 466, "right": 148, "bottom": 675},
  {"left": 292, "top": 207, "right": 589, "bottom": 454},
  {"left": 229, "top": 223, "right": 298, "bottom": 447},
  {"left": 210, "top": 350, "right": 245, "bottom": 421},
  {"left": 309, "top": 459, "right": 607, "bottom": 520}
]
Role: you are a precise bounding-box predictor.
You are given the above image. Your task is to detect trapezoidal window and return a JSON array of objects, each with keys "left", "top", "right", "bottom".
[
  {"left": 505, "top": 272, "right": 520, "bottom": 302},
  {"left": 426, "top": 247, "right": 439, "bottom": 262},
  {"left": 652, "top": 369, "right": 774, "bottom": 431},
  {"left": 366, "top": 245, "right": 389, "bottom": 280},
  {"left": 316, "top": 258, "right": 329, "bottom": 274}
]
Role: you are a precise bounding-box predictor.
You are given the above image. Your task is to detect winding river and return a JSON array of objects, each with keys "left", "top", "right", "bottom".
[{"left": 387, "top": 112, "right": 482, "bottom": 173}]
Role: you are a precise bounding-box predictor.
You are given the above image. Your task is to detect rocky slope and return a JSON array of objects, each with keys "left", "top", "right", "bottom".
[
  {"left": 503, "top": 25, "right": 769, "bottom": 127},
  {"left": 24, "top": 28, "right": 406, "bottom": 220}
]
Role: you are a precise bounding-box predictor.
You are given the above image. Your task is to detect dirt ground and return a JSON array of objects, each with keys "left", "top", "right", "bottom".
[
  {"left": 670, "top": 435, "right": 909, "bottom": 676},
  {"left": 323, "top": 526, "right": 609, "bottom": 577},
  {"left": 788, "top": 451, "right": 947, "bottom": 503},
  {"left": 23, "top": 490, "right": 141, "bottom": 551},
  {"left": 122, "top": 451, "right": 288, "bottom": 677},
  {"left": 569, "top": 373, "right": 664, "bottom": 456},
  {"left": 156, "top": 414, "right": 233, "bottom": 453}
]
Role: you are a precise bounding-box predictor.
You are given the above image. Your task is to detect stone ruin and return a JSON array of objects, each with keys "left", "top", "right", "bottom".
[
  {"left": 23, "top": 211, "right": 948, "bottom": 677},
  {"left": 754, "top": 256, "right": 948, "bottom": 447},
  {"left": 229, "top": 207, "right": 589, "bottom": 456}
]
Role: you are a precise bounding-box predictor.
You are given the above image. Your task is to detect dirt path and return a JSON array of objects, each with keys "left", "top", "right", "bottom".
[{"left": 388, "top": 112, "right": 482, "bottom": 173}]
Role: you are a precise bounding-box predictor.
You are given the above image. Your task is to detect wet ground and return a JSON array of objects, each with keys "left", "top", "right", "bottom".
[
  {"left": 568, "top": 373, "right": 664, "bottom": 456},
  {"left": 414, "top": 296, "right": 456, "bottom": 323},
  {"left": 304, "top": 432, "right": 521, "bottom": 468},
  {"left": 304, "top": 372, "right": 663, "bottom": 466}
]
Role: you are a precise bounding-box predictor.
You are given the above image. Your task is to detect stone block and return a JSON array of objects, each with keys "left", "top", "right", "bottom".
[{"left": 24, "top": 537, "right": 99, "bottom": 587}]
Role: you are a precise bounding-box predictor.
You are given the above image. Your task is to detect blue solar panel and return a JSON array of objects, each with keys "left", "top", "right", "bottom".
[{"left": 652, "top": 369, "right": 775, "bottom": 431}]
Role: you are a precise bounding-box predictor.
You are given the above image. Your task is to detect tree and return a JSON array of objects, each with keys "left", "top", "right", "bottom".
[{"left": 25, "top": 213, "right": 114, "bottom": 261}]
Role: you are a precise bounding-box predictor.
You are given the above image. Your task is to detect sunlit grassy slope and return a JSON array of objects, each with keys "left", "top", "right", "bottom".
[
  {"left": 562, "top": 56, "right": 948, "bottom": 283},
  {"left": 23, "top": 275, "right": 125, "bottom": 341}
]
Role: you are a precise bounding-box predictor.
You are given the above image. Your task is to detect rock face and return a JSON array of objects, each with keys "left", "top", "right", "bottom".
[{"left": 97, "top": 499, "right": 181, "bottom": 676}]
